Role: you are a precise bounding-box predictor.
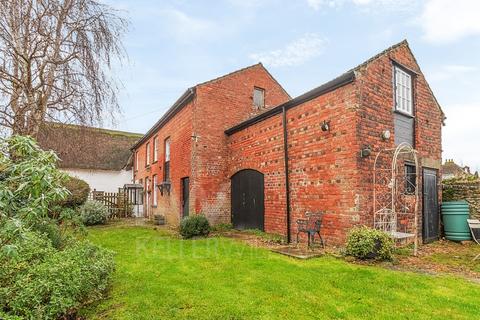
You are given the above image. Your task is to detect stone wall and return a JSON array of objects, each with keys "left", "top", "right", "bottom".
[{"left": 443, "top": 179, "right": 480, "bottom": 219}]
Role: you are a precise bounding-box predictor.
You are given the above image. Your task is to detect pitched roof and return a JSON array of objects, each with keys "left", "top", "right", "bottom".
[
  {"left": 37, "top": 122, "right": 143, "bottom": 171},
  {"left": 442, "top": 159, "right": 471, "bottom": 177},
  {"left": 225, "top": 39, "right": 444, "bottom": 135},
  {"left": 132, "top": 63, "right": 290, "bottom": 150}
]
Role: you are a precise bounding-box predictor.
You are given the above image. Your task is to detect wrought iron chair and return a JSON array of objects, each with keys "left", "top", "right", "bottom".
[
  {"left": 467, "top": 219, "right": 480, "bottom": 261},
  {"left": 296, "top": 211, "right": 324, "bottom": 248}
]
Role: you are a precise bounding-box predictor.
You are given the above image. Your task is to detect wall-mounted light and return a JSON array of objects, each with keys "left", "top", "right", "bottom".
[
  {"left": 360, "top": 145, "right": 372, "bottom": 158},
  {"left": 158, "top": 181, "right": 171, "bottom": 196},
  {"left": 321, "top": 120, "right": 330, "bottom": 132},
  {"left": 381, "top": 130, "right": 391, "bottom": 141}
]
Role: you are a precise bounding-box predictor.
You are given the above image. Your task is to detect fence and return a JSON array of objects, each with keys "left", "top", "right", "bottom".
[{"left": 90, "top": 190, "right": 133, "bottom": 219}]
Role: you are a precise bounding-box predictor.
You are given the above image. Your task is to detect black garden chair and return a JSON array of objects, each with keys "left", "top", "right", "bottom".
[{"left": 296, "top": 211, "right": 325, "bottom": 248}]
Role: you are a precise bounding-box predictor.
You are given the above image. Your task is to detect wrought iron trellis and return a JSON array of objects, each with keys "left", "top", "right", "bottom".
[{"left": 373, "top": 142, "right": 419, "bottom": 256}]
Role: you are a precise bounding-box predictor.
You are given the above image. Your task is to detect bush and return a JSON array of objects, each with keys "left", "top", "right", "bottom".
[
  {"left": 1, "top": 236, "right": 114, "bottom": 319},
  {"left": 345, "top": 226, "right": 395, "bottom": 261},
  {"left": 79, "top": 200, "right": 109, "bottom": 226},
  {"left": 179, "top": 215, "right": 210, "bottom": 239},
  {"left": 58, "top": 176, "right": 90, "bottom": 208}
]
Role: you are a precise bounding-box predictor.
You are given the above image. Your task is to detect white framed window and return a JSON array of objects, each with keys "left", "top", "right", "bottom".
[
  {"left": 253, "top": 87, "right": 265, "bottom": 108},
  {"left": 164, "top": 137, "right": 171, "bottom": 181},
  {"left": 135, "top": 151, "right": 138, "bottom": 171},
  {"left": 153, "top": 174, "right": 158, "bottom": 206},
  {"left": 394, "top": 66, "right": 413, "bottom": 115},
  {"left": 146, "top": 142, "right": 150, "bottom": 166},
  {"left": 153, "top": 136, "right": 158, "bottom": 162}
]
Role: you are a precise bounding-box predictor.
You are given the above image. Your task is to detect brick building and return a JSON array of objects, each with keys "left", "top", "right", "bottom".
[{"left": 132, "top": 40, "right": 444, "bottom": 244}]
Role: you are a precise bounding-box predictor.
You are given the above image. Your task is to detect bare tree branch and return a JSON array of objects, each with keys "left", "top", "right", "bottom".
[{"left": 0, "top": 0, "right": 128, "bottom": 136}]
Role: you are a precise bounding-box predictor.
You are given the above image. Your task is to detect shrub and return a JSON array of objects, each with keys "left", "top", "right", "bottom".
[
  {"left": 345, "top": 226, "right": 395, "bottom": 261},
  {"left": 58, "top": 176, "right": 90, "bottom": 208},
  {"left": 79, "top": 200, "right": 109, "bottom": 226},
  {"left": 1, "top": 239, "right": 114, "bottom": 319},
  {"left": 179, "top": 215, "right": 210, "bottom": 239}
]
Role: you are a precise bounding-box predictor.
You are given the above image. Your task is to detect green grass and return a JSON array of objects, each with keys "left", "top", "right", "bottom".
[{"left": 83, "top": 226, "right": 480, "bottom": 320}]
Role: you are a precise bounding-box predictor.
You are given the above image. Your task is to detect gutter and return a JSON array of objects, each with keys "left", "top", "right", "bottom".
[
  {"left": 282, "top": 106, "right": 292, "bottom": 243},
  {"left": 225, "top": 71, "right": 355, "bottom": 136},
  {"left": 131, "top": 87, "right": 196, "bottom": 150}
]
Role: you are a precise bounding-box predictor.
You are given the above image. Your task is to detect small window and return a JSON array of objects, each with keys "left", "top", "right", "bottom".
[
  {"left": 146, "top": 142, "right": 150, "bottom": 166},
  {"left": 164, "top": 138, "right": 171, "bottom": 181},
  {"left": 153, "top": 137, "right": 158, "bottom": 162},
  {"left": 152, "top": 175, "right": 158, "bottom": 206},
  {"left": 394, "top": 66, "right": 413, "bottom": 116},
  {"left": 135, "top": 151, "right": 139, "bottom": 171},
  {"left": 405, "top": 164, "right": 416, "bottom": 194},
  {"left": 253, "top": 87, "right": 265, "bottom": 109}
]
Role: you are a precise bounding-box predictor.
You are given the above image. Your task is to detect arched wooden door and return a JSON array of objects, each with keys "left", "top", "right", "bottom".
[{"left": 231, "top": 169, "right": 265, "bottom": 231}]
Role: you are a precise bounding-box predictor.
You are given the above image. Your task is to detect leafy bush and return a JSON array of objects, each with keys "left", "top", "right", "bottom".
[
  {"left": 179, "top": 215, "right": 210, "bottom": 239},
  {"left": 0, "top": 136, "right": 115, "bottom": 319},
  {"left": 57, "top": 176, "right": 90, "bottom": 208},
  {"left": 345, "top": 226, "right": 395, "bottom": 261},
  {"left": 0, "top": 235, "right": 114, "bottom": 319},
  {"left": 79, "top": 200, "right": 109, "bottom": 226}
]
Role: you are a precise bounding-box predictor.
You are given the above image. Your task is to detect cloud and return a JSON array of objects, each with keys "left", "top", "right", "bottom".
[
  {"left": 157, "top": 9, "right": 218, "bottom": 43},
  {"left": 307, "top": 0, "right": 418, "bottom": 11},
  {"left": 427, "top": 64, "right": 478, "bottom": 82},
  {"left": 420, "top": 0, "right": 480, "bottom": 44},
  {"left": 249, "top": 34, "right": 327, "bottom": 67},
  {"left": 443, "top": 103, "right": 480, "bottom": 172}
]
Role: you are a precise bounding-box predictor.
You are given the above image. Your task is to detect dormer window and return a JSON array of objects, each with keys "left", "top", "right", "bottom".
[
  {"left": 394, "top": 66, "right": 413, "bottom": 116},
  {"left": 253, "top": 87, "right": 265, "bottom": 109}
]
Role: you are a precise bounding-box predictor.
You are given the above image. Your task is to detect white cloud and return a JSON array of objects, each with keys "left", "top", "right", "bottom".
[
  {"left": 307, "top": 0, "right": 418, "bottom": 11},
  {"left": 157, "top": 9, "right": 217, "bottom": 43},
  {"left": 420, "top": 0, "right": 480, "bottom": 44},
  {"left": 249, "top": 34, "right": 327, "bottom": 67},
  {"left": 427, "top": 64, "right": 477, "bottom": 82},
  {"left": 443, "top": 103, "right": 480, "bottom": 172}
]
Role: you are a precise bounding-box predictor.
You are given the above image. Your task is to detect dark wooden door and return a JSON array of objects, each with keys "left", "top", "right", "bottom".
[
  {"left": 423, "top": 168, "right": 439, "bottom": 243},
  {"left": 181, "top": 177, "right": 189, "bottom": 218},
  {"left": 231, "top": 169, "right": 264, "bottom": 231}
]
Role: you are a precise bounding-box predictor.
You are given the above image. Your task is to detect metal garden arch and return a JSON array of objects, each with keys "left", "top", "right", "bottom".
[{"left": 373, "top": 142, "right": 420, "bottom": 256}]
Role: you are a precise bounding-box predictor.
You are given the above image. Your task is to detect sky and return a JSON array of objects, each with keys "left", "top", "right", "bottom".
[{"left": 106, "top": 0, "right": 480, "bottom": 172}]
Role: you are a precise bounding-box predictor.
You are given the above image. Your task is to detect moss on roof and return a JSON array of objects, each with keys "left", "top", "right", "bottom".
[{"left": 37, "top": 122, "right": 143, "bottom": 171}]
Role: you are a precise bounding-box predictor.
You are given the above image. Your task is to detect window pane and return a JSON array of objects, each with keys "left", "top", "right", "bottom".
[
  {"left": 253, "top": 87, "right": 264, "bottom": 108},
  {"left": 165, "top": 138, "right": 170, "bottom": 162},
  {"left": 394, "top": 67, "right": 413, "bottom": 115}
]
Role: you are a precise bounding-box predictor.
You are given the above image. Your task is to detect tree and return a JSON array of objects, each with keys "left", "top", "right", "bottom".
[{"left": 0, "top": 0, "right": 128, "bottom": 137}]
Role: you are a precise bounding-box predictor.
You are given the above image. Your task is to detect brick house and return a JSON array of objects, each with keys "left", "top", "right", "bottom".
[{"left": 132, "top": 40, "right": 444, "bottom": 244}]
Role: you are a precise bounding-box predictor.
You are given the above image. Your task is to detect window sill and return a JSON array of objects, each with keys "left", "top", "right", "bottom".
[{"left": 393, "top": 109, "right": 414, "bottom": 118}]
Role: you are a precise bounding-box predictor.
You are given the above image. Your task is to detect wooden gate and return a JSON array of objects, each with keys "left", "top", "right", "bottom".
[{"left": 90, "top": 189, "right": 133, "bottom": 219}]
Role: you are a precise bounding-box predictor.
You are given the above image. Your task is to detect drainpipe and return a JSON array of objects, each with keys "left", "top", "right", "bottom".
[{"left": 282, "top": 106, "right": 292, "bottom": 243}]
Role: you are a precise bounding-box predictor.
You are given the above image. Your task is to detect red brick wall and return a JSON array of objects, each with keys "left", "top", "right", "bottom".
[
  {"left": 227, "top": 43, "right": 443, "bottom": 245},
  {"left": 133, "top": 100, "right": 194, "bottom": 224},
  {"left": 133, "top": 64, "right": 290, "bottom": 224},
  {"left": 355, "top": 43, "right": 443, "bottom": 240},
  {"left": 228, "top": 83, "right": 359, "bottom": 243},
  {"left": 192, "top": 64, "right": 290, "bottom": 223}
]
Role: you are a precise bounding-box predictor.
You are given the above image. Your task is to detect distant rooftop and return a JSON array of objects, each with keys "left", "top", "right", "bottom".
[{"left": 37, "top": 122, "right": 142, "bottom": 171}]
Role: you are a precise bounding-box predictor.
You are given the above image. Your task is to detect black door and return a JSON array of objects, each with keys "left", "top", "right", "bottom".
[
  {"left": 231, "top": 169, "right": 264, "bottom": 231},
  {"left": 181, "top": 177, "right": 189, "bottom": 218},
  {"left": 423, "top": 168, "right": 439, "bottom": 243}
]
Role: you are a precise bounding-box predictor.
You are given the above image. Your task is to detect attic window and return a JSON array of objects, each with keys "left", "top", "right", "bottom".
[
  {"left": 394, "top": 66, "right": 413, "bottom": 116},
  {"left": 253, "top": 87, "right": 265, "bottom": 109}
]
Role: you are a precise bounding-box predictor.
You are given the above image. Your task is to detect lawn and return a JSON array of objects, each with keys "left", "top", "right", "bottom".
[{"left": 83, "top": 225, "right": 480, "bottom": 320}]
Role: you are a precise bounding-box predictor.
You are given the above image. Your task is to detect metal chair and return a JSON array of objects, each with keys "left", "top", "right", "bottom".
[
  {"left": 467, "top": 219, "right": 480, "bottom": 261},
  {"left": 296, "top": 212, "right": 324, "bottom": 248}
]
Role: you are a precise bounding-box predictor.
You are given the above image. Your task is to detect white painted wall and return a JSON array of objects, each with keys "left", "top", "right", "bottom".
[{"left": 62, "top": 168, "right": 133, "bottom": 193}]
